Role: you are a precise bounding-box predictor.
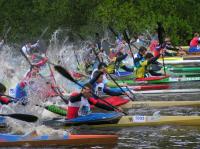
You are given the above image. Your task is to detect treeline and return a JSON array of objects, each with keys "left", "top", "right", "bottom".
[{"left": 0, "top": 0, "right": 199, "bottom": 45}]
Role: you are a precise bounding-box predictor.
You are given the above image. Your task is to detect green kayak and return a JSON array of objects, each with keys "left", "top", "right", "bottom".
[
  {"left": 167, "top": 67, "right": 200, "bottom": 72},
  {"left": 107, "top": 76, "right": 200, "bottom": 87}
]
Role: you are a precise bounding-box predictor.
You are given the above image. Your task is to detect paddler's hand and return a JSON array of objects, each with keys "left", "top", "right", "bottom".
[{"left": 117, "top": 107, "right": 124, "bottom": 113}]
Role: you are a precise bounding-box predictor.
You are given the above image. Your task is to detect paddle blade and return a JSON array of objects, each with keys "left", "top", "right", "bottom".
[
  {"left": 157, "top": 22, "right": 165, "bottom": 45},
  {"left": 108, "top": 26, "right": 118, "bottom": 38},
  {"left": 54, "top": 65, "right": 76, "bottom": 83},
  {"left": 123, "top": 29, "right": 130, "bottom": 44},
  {"left": 0, "top": 114, "right": 38, "bottom": 122}
]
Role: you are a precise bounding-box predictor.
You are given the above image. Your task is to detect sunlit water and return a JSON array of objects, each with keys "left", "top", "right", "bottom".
[{"left": 0, "top": 30, "right": 199, "bottom": 148}]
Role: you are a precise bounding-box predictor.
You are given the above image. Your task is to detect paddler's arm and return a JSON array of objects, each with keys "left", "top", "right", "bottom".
[
  {"left": 115, "top": 53, "right": 128, "bottom": 63},
  {"left": 103, "top": 87, "right": 124, "bottom": 96},
  {"left": 68, "top": 93, "right": 82, "bottom": 103},
  {"left": 166, "top": 45, "right": 179, "bottom": 51},
  {"left": 88, "top": 97, "right": 115, "bottom": 111},
  {"left": 89, "top": 71, "right": 103, "bottom": 85},
  {"left": 147, "top": 54, "right": 161, "bottom": 65}
]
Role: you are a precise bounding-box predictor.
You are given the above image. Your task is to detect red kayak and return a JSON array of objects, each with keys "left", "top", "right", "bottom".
[
  {"left": 135, "top": 75, "right": 170, "bottom": 81},
  {"left": 129, "top": 84, "right": 170, "bottom": 91}
]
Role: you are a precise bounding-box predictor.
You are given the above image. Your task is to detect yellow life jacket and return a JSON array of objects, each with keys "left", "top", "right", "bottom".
[{"left": 134, "top": 60, "right": 148, "bottom": 78}]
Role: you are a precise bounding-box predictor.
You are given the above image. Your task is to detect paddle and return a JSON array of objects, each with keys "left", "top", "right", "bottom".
[
  {"left": 0, "top": 93, "right": 38, "bottom": 122},
  {"left": 3, "top": 26, "right": 11, "bottom": 44},
  {"left": 0, "top": 113, "right": 38, "bottom": 122},
  {"left": 38, "top": 27, "right": 49, "bottom": 41},
  {"left": 123, "top": 29, "right": 135, "bottom": 64},
  {"left": 157, "top": 22, "right": 166, "bottom": 75},
  {"left": 0, "top": 93, "right": 18, "bottom": 101},
  {"left": 73, "top": 50, "right": 80, "bottom": 66},
  {"left": 54, "top": 65, "right": 128, "bottom": 115},
  {"left": 108, "top": 26, "right": 135, "bottom": 63}
]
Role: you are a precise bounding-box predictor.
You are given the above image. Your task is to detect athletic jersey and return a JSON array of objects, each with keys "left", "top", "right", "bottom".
[
  {"left": 94, "top": 82, "right": 105, "bottom": 97},
  {"left": 134, "top": 53, "right": 145, "bottom": 68}
]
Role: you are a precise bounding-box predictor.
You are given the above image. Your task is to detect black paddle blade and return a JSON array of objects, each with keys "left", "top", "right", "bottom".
[
  {"left": 123, "top": 29, "right": 130, "bottom": 44},
  {"left": 108, "top": 26, "right": 118, "bottom": 37},
  {"left": 157, "top": 22, "right": 165, "bottom": 45},
  {"left": 0, "top": 114, "right": 38, "bottom": 122},
  {"left": 54, "top": 65, "right": 76, "bottom": 83}
]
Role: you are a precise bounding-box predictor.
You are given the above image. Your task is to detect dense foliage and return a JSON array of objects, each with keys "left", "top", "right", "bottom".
[{"left": 0, "top": 0, "right": 199, "bottom": 45}]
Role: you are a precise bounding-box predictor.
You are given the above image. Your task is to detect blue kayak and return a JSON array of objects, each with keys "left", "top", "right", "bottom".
[
  {"left": 114, "top": 71, "right": 133, "bottom": 77},
  {"left": 43, "top": 112, "right": 123, "bottom": 127}
]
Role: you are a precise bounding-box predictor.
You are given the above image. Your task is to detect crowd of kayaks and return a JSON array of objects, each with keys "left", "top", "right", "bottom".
[{"left": 1, "top": 55, "right": 200, "bottom": 147}]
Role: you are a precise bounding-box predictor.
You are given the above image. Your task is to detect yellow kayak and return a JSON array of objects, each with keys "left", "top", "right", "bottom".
[
  {"left": 92, "top": 115, "right": 200, "bottom": 128},
  {"left": 121, "top": 101, "right": 200, "bottom": 109}
]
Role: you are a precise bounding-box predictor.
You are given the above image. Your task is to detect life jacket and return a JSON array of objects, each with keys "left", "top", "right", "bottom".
[
  {"left": 149, "top": 40, "right": 159, "bottom": 52},
  {"left": 190, "top": 37, "right": 200, "bottom": 47},
  {"left": 67, "top": 93, "right": 91, "bottom": 119},
  {"left": 134, "top": 59, "right": 149, "bottom": 78},
  {"left": 94, "top": 82, "right": 105, "bottom": 97}
]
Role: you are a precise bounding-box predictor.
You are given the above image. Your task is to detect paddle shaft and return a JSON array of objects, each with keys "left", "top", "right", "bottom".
[{"left": 157, "top": 22, "right": 166, "bottom": 75}]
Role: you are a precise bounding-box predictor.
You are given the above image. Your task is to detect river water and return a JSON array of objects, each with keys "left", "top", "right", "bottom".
[{"left": 0, "top": 32, "right": 200, "bottom": 148}]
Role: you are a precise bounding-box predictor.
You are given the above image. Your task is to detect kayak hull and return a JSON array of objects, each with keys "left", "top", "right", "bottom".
[{"left": 0, "top": 134, "right": 118, "bottom": 147}]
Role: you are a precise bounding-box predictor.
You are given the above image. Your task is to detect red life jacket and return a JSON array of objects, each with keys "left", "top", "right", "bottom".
[{"left": 190, "top": 37, "right": 199, "bottom": 47}]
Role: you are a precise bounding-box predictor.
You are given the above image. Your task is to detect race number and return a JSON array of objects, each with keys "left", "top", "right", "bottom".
[{"left": 133, "top": 115, "right": 146, "bottom": 122}]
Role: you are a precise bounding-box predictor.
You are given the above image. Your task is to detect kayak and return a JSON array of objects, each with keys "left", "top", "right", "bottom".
[
  {"left": 110, "top": 84, "right": 170, "bottom": 91},
  {"left": 102, "top": 96, "right": 200, "bottom": 108},
  {"left": 167, "top": 67, "right": 200, "bottom": 72},
  {"left": 111, "top": 71, "right": 134, "bottom": 80},
  {"left": 130, "top": 88, "right": 200, "bottom": 94},
  {"left": 158, "top": 60, "right": 200, "bottom": 65},
  {"left": 43, "top": 112, "right": 123, "bottom": 127},
  {"left": 135, "top": 75, "right": 169, "bottom": 81},
  {"left": 43, "top": 112, "right": 200, "bottom": 128},
  {"left": 0, "top": 132, "right": 118, "bottom": 147},
  {"left": 114, "top": 76, "right": 200, "bottom": 85}
]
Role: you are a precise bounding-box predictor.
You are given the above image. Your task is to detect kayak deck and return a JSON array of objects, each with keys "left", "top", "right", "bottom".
[{"left": 92, "top": 116, "right": 200, "bottom": 128}]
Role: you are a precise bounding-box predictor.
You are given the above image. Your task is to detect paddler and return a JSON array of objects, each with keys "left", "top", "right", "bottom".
[
  {"left": 0, "top": 83, "right": 13, "bottom": 104},
  {"left": 189, "top": 33, "right": 200, "bottom": 47},
  {"left": 106, "top": 45, "right": 133, "bottom": 74},
  {"left": 14, "top": 65, "right": 58, "bottom": 104},
  {"left": 22, "top": 41, "right": 40, "bottom": 59},
  {"left": 67, "top": 83, "right": 116, "bottom": 119},
  {"left": 134, "top": 46, "right": 162, "bottom": 78},
  {"left": 90, "top": 71, "right": 126, "bottom": 97}
]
